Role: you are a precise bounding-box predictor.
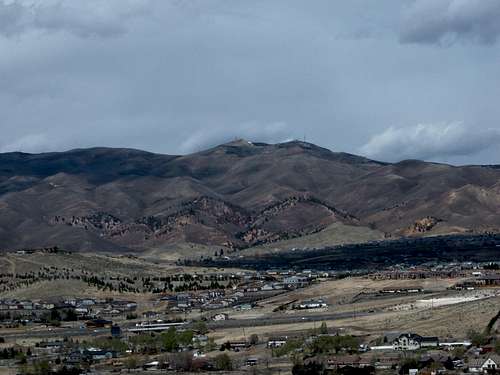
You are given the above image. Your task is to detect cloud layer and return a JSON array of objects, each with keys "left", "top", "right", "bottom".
[
  {"left": 0, "top": 133, "right": 55, "bottom": 153},
  {"left": 0, "top": 0, "right": 147, "bottom": 38},
  {"left": 1, "top": 1, "right": 500, "bottom": 165},
  {"left": 400, "top": 0, "right": 500, "bottom": 45},
  {"left": 359, "top": 123, "right": 500, "bottom": 162},
  {"left": 179, "top": 122, "right": 291, "bottom": 154}
]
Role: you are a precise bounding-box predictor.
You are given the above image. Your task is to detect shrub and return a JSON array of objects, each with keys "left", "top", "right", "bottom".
[
  {"left": 249, "top": 334, "right": 259, "bottom": 345},
  {"left": 215, "top": 353, "right": 233, "bottom": 370}
]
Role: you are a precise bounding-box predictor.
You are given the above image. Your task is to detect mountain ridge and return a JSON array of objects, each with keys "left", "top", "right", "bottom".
[{"left": 1, "top": 140, "right": 499, "bottom": 254}]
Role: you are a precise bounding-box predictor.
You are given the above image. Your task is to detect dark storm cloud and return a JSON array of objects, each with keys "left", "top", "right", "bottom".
[
  {"left": 400, "top": 0, "right": 500, "bottom": 45},
  {"left": 1, "top": 0, "right": 500, "bottom": 165}
]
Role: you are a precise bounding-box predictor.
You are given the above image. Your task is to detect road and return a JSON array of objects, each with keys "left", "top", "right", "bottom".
[
  {"left": 1, "top": 327, "right": 109, "bottom": 340},
  {"left": 207, "top": 309, "right": 376, "bottom": 329},
  {"left": 1, "top": 308, "right": 380, "bottom": 340}
]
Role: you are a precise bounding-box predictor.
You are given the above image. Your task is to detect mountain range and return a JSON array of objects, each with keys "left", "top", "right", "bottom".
[{"left": 1, "top": 140, "right": 500, "bottom": 254}]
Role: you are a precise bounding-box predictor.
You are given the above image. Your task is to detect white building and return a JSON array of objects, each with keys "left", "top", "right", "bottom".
[
  {"left": 469, "top": 355, "right": 500, "bottom": 373},
  {"left": 392, "top": 333, "right": 439, "bottom": 351},
  {"left": 268, "top": 336, "right": 288, "bottom": 348},
  {"left": 297, "top": 299, "right": 328, "bottom": 310}
]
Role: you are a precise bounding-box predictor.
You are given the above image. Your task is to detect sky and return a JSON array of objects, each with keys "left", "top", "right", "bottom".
[{"left": 1, "top": 0, "right": 500, "bottom": 165}]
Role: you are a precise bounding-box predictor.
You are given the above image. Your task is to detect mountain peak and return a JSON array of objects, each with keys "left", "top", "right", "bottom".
[
  {"left": 223, "top": 138, "right": 256, "bottom": 147},
  {"left": 1, "top": 141, "right": 499, "bottom": 253}
]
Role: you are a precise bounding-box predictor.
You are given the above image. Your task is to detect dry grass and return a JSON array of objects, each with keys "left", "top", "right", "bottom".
[
  {"left": 240, "top": 222, "right": 384, "bottom": 256},
  {"left": 215, "top": 277, "right": 500, "bottom": 344}
]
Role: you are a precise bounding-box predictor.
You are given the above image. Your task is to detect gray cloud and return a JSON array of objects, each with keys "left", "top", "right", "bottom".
[
  {"left": 0, "top": 0, "right": 147, "bottom": 38},
  {"left": 0, "top": 1, "right": 26, "bottom": 36},
  {"left": 359, "top": 123, "right": 500, "bottom": 162},
  {"left": 0, "top": 133, "right": 57, "bottom": 153},
  {"left": 179, "top": 122, "right": 292, "bottom": 154},
  {"left": 1, "top": 1, "right": 500, "bottom": 165},
  {"left": 400, "top": 0, "right": 500, "bottom": 45}
]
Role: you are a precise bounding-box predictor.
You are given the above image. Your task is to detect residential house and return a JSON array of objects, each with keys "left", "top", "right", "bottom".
[
  {"left": 283, "top": 276, "right": 309, "bottom": 289},
  {"left": 268, "top": 336, "right": 288, "bottom": 348},
  {"left": 66, "top": 351, "right": 88, "bottom": 367},
  {"left": 34, "top": 341, "right": 64, "bottom": 355},
  {"left": 245, "top": 357, "right": 258, "bottom": 366},
  {"left": 469, "top": 354, "right": 500, "bottom": 373},
  {"left": 83, "top": 348, "right": 117, "bottom": 361},
  {"left": 228, "top": 341, "right": 249, "bottom": 351},
  {"left": 296, "top": 299, "right": 328, "bottom": 310},
  {"left": 212, "top": 313, "right": 228, "bottom": 321},
  {"left": 393, "top": 333, "right": 439, "bottom": 351},
  {"left": 193, "top": 334, "right": 208, "bottom": 347},
  {"left": 477, "top": 275, "right": 500, "bottom": 286}
]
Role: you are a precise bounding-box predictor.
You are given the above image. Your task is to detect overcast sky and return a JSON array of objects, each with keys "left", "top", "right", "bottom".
[{"left": 1, "top": 0, "right": 500, "bottom": 165}]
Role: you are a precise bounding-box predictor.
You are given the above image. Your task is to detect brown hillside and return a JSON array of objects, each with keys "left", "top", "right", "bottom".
[{"left": 1, "top": 140, "right": 499, "bottom": 253}]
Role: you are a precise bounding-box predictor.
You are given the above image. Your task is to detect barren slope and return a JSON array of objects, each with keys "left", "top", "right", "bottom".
[{"left": 0, "top": 140, "right": 499, "bottom": 254}]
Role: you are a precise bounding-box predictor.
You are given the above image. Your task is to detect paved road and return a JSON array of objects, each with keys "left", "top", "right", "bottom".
[
  {"left": 2, "top": 308, "right": 380, "bottom": 340},
  {"left": 207, "top": 309, "right": 376, "bottom": 329},
  {"left": 1, "top": 327, "right": 109, "bottom": 340}
]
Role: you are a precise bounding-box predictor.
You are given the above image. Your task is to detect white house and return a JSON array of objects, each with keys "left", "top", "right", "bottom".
[
  {"left": 212, "top": 313, "right": 228, "bottom": 321},
  {"left": 267, "top": 336, "right": 288, "bottom": 348},
  {"left": 469, "top": 355, "right": 500, "bottom": 373},
  {"left": 297, "top": 299, "right": 328, "bottom": 310},
  {"left": 392, "top": 333, "right": 439, "bottom": 351}
]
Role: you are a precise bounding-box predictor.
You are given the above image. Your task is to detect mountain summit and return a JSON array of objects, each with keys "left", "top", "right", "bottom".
[{"left": 1, "top": 142, "right": 499, "bottom": 253}]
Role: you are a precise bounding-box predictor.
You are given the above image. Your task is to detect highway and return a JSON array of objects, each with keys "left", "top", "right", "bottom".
[
  {"left": 1, "top": 327, "right": 109, "bottom": 340},
  {"left": 207, "top": 309, "right": 375, "bottom": 329},
  {"left": 1, "top": 309, "right": 379, "bottom": 340}
]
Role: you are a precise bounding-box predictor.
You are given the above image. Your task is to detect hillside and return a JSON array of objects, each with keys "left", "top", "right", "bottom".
[{"left": 1, "top": 140, "right": 500, "bottom": 254}]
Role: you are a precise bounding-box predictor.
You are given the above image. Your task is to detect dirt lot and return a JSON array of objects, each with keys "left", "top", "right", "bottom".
[{"left": 214, "top": 276, "right": 499, "bottom": 344}]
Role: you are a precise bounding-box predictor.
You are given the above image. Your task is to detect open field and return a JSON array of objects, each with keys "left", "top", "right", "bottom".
[
  {"left": 203, "top": 275, "right": 500, "bottom": 345},
  {"left": 238, "top": 222, "right": 384, "bottom": 256},
  {"left": 0, "top": 251, "right": 245, "bottom": 300}
]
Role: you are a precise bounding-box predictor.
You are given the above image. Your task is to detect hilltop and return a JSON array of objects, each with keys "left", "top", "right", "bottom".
[{"left": 1, "top": 140, "right": 500, "bottom": 255}]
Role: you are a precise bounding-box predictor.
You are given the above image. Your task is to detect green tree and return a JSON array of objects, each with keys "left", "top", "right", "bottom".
[
  {"left": 206, "top": 337, "right": 217, "bottom": 351},
  {"left": 177, "top": 329, "right": 194, "bottom": 347},
  {"left": 273, "top": 338, "right": 304, "bottom": 357},
  {"left": 319, "top": 322, "right": 328, "bottom": 335},
  {"left": 125, "top": 356, "right": 138, "bottom": 372},
  {"left": 249, "top": 334, "right": 259, "bottom": 345},
  {"left": 452, "top": 346, "right": 465, "bottom": 358},
  {"left": 193, "top": 320, "right": 208, "bottom": 334},
  {"left": 310, "top": 335, "right": 359, "bottom": 354},
  {"left": 160, "top": 328, "right": 178, "bottom": 352},
  {"left": 468, "top": 329, "right": 488, "bottom": 347},
  {"left": 215, "top": 353, "right": 233, "bottom": 371},
  {"left": 64, "top": 309, "right": 78, "bottom": 321},
  {"left": 495, "top": 340, "right": 500, "bottom": 354},
  {"left": 91, "top": 338, "right": 128, "bottom": 353},
  {"left": 18, "top": 363, "right": 30, "bottom": 375},
  {"left": 170, "top": 352, "right": 193, "bottom": 371},
  {"left": 33, "top": 360, "right": 51, "bottom": 375},
  {"left": 399, "top": 357, "right": 420, "bottom": 375},
  {"left": 50, "top": 309, "right": 62, "bottom": 322}
]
